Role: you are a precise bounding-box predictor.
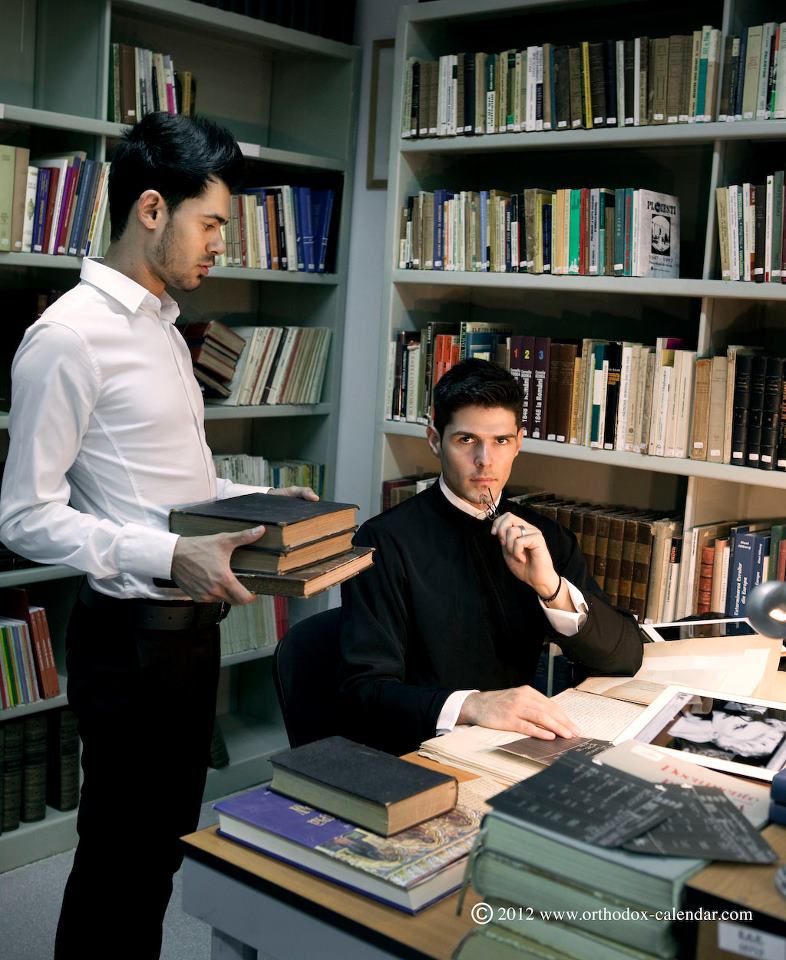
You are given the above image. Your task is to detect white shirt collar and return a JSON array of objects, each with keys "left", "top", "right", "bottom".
[
  {"left": 438, "top": 475, "right": 500, "bottom": 520},
  {"left": 80, "top": 258, "right": 180, "bottom": 324}
]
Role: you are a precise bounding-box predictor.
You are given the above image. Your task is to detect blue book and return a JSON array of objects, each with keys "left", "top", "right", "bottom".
[
  {"left": 590, "top": 342, "right": 607, "bottom": 446},
  {"left": 69, "top": 159, "right": 99, "bottom": 257},
  {"left": 773, "top": 769, "right": 786, "bottom": 805},
  {"left": 432, "top": 188, "right": 444, "bottom": 269},
  {"left": 542, "top": 201, "right": 552, "bottom": 274},
  {"left": 769, "top": 800, "right": 786, "bottom": 826},
  {"left": 479, "top": 190, "right": 489, "bottom": 271},
  {"left": 299, "top": 187, "right": 315, "bottom": 272},
  {"left": 9, "top": 624, "right": 30, "bottom": 704},
  {"left": 292, "top": 186, "right": 306, "bottom": 272},
  {"left": 214, "top": 785, "right": 484, "bottom": 914},
  {"left": 310, "top": 188, "right": 334, "bottom": 273},
  {"left": 31, "top": 168, "right": 51, "bottom": 254}
]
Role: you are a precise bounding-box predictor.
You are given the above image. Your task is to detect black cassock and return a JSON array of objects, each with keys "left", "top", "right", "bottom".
[{"left": 339, "top": 480, "right": 643, "bottom": 755}]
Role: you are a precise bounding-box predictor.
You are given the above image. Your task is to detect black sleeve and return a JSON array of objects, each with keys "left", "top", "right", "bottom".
[
  {"left": 338, "top": 523, "right": 453, "bottom": 755},
  {"left": 546, "top": 522, "right": 644, "bottom": 676}
]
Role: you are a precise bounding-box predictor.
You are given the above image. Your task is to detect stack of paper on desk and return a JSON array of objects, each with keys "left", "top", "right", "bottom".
[
  {"left": 418, "top": 690, "right": 645, "bottom": 785},
  {"left": 578, "top": 634, "right": 782, "bottom": 705}
]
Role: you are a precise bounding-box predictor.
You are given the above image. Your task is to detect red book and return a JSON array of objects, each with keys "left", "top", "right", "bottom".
[
  {"left": 55, "top": 163, "right": 80, "bottom": 255},
  {"left": 580, "top": 187, "right": 590, "bottom": 275}
]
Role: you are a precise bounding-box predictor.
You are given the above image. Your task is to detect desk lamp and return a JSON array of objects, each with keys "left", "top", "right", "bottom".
[{"left": 745, "top": 581, "right": 786, "bottom": 639}]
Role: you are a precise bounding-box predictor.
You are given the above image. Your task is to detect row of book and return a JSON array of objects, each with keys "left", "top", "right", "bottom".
[
  {"left": 108, "top": 43, "right": 196, "bottom": 124},
  {"left": 215, "top": 186, "right": 336, "bottom": 273},
  {"left": 397, "top": 187, "right": 680, "bottom": 278},
  {"left": 208, "top": 325, "right": 331, "bottom": 406},
  {"left": 2, "top": 709, "right": 79, "bottom": 833},
  {"left": 386, "top": 329, "right": 786, "bottom": 472},
  {"left": 681, "top": 517, "right": 786, "bottom": 621},
  {"left": 716, "top": 172, "right": 786, "bottom": 282},
  {"left": 193, "top": 0, "right": 355, "bottom": 45},
  {"left": 516, "top": 493, "right": 682, "bottom": 624},
  {"left": 213, "top": 453, "right": 326, "bottom": 499},
  {"left": 401, "top": 28, "right": 724, "bottom": 138},
  {"left": 183, "top": 318, "right": 247, "bottom": 399},
  {"left": 219, "top": 595, "right": 288, "bottom": 657},
  {"left": 0, "top": 591, "right": 58, "bottom": 711},
  {"left": 401, "top": 22, "right": 786, "bottom": 142},
  {"left": 0, "top": 147, "right": 109, "bottom": 257}
]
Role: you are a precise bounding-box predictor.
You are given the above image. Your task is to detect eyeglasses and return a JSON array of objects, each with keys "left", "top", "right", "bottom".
[{"left": 479, "top": 486, "right": 499, "bottom": 521}]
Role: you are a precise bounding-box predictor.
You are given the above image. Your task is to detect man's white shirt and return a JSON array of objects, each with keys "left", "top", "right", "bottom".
[
  {"left": 0, "top": 259, "right": 266, "bottom": 599},
  {"left": 435, "top": 475, "right": 588, "bottom": 733}
]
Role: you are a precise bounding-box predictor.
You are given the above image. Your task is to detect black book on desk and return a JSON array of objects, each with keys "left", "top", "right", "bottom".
[{"left": 269, "top": 736, "right": 458, "bottom": 836}]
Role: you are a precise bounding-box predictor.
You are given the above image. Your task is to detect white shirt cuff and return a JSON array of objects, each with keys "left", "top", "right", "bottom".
[
  {"left": 117, "top": 524, "right": 181, "bottom": 580},
  {"left": 540, "top": 578, "right": 588, "bottom": 636},
  {"left": 436, "top": 690, "right": 478, "bottom": 735}
]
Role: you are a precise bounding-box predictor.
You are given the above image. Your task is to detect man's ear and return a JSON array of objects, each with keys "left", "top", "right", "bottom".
[
  {"left": 426, "top": 424, "right": 442, "bottom": 458},
  {"left": 514, "top": 426, "right": 524, "bottom": 454},
  {"left": 137, "top": 190, "right": 166, "bottom": 231}
]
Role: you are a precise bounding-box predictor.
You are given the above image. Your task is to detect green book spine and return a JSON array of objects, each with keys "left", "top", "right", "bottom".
[
  {"left": 568, "top": 189, "right": 582, "bottom": 274},
  {"left": 1, "top": 626, "right": 20, "bottom": 707},
  {"left": 771, "top": 170, "right": 784, "bottom": 282},
  {"left": 614, "top": 188, "right": 625, "bottom": 276}
]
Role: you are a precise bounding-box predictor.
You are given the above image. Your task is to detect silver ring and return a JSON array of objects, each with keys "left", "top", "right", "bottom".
[{"left": 519, "top": 524, "right": 527, "bottom": 537}]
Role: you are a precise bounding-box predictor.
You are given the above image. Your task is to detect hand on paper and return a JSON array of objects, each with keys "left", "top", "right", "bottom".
[{"left": 458, "top": 684, "right": 582, "bottom": 740}]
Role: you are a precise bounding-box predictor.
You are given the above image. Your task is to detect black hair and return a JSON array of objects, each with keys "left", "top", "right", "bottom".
[
  {"left": 432, "top": 358, "right": 524, "bottom": 436},
  {"left": 108, "top": 112, "right": 244, "bottom": 241}
]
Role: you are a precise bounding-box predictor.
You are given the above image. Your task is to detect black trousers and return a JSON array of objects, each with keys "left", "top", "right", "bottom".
[{"left": 54, "top": 597, "right": 221, "bottom": 960}]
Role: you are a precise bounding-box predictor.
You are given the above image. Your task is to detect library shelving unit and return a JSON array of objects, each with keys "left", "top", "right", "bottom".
[
  {"left": 374, "top": 0, "right": 786, "bottom": 603},
  {"left": 0, "top": 0, "right": 359, "bottom": 871}
]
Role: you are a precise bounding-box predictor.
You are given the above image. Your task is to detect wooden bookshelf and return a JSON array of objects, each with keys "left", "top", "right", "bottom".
[
  {"left": 0, "top": 0, "right": 359, "bottom": 870},
  {"left": 374, "top": 0, "right": 786, "bottom": 616}
]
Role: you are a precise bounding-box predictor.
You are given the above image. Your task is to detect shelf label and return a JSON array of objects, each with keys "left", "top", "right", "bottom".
[{"left": 718, "top": 922, "right": 786, "bottom": 960}]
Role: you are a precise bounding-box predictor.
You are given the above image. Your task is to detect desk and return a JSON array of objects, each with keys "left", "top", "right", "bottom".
[{"left": 181, "top": 827, "right": 479, "bottom": 960}]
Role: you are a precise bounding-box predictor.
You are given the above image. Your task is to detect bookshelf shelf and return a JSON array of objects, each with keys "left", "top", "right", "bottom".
[
  {"left": 0, "top": 254, "right": 341, "bottom": 284},
  {"left": 400, "top": 120, "right": 786, "bottom": 155},
  {"left": 0, "top": 679, "right": 68, "bottom": 721},
  {"left": 0, "top": 806, "right": 79, "bottom": 874},
  {"left": 203, "top": 403, "right": 331, "bottom": 421},
  {"left": 391, "top": 271, "right": 786, "bottom": 302},
  {"left": 0, "top": 566, "right": 80, "bottom": 587},
  {"left": 384, "top": 420, "right": 786, "bottom": 490}
]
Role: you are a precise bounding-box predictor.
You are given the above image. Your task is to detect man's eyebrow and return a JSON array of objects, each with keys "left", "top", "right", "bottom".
[
  {"left": 204, "top": 213, "right": 228, "bottom": 226},
  {"left": 452, "top": 431, "right": 517, "bottom": 440}
]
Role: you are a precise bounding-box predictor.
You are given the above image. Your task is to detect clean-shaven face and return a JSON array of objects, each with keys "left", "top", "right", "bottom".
[
  {"left": 152, "top": 177, "right": 229, "bottom": 291},
  {"left": 428, "top": 405, "right": 524, "bottom": 508}
]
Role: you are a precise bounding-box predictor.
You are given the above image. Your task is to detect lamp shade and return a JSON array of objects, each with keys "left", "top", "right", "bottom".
[{"left": 746, "top": 580, "right": 786, "bottom": 639}]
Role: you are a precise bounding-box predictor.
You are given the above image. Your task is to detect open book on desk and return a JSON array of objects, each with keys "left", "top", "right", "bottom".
[
  {"left": 418, "top": 689, "right": 645, "bottom": 785},
  {"left": 577, "top": 633, "right": 783, "bottom": 705}
]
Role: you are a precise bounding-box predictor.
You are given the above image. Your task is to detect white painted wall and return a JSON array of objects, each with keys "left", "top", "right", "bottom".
[{"left": 334, "top": 0, "right": 410, "bottom": 522}]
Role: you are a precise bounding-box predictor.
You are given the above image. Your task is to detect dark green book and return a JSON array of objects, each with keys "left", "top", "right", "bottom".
[
  {"left": 46, "top": 708, "right": 80, "bottom": 812},
  {"left": 269, "top": 736, "right": 458, "bottom": 836},
  {"left": 2, "top": 720, "right": 24, "bottom": 831},
  {"left": 21, "top": 714, "right": 46, "bottom": 822}
]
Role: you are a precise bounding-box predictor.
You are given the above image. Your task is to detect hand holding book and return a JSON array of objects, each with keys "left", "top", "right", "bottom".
[{"left": 171, "top": 524, "right": 266, "bottom": 605}]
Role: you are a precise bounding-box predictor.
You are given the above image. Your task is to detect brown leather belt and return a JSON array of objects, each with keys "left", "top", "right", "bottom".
[{"left": 78, "top": 581, "right": 230, "bottom": 631}]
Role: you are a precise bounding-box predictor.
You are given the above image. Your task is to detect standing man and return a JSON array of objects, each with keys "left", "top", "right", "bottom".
[{"left": 0, "top": 113, "right": 315, "bottom": 959}]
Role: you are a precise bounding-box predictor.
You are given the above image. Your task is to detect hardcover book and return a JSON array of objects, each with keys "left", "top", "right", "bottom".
[
  {"left": 269, "top": 736, "right": 458, "bottom": 835},
  {"left": 169, "top": 493, "right": 358, "bottom": 550}
]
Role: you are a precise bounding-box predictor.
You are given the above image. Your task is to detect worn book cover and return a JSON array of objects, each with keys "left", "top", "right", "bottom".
[
  {"left": 169, "top": 493, "right": 358, "bottom": 549},
  {"left": 270, "top": 736, "right": 458, "bottom": 834}
]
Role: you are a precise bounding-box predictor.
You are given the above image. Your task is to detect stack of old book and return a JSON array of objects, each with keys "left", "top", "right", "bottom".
[
  {"left": 455, "top": 742, "right": 774, "bottom": 960},
  {"left": 168, "top": 493, "right": 373, "bottom": 597},
  {"left": 213, "top": 736, "right": 497, "bottom": 913},
  {"left": 181, "top": 319, "right": 247, "bottom": 400}
]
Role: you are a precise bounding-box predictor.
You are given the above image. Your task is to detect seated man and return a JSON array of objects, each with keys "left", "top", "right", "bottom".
[{"left": 339, "top": 358, "right": 643, "bottom": 756}]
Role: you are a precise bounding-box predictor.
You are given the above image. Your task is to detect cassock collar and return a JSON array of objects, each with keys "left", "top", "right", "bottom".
[{"left": 438, "top": 475, "right": 501, "bottom": 520}]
